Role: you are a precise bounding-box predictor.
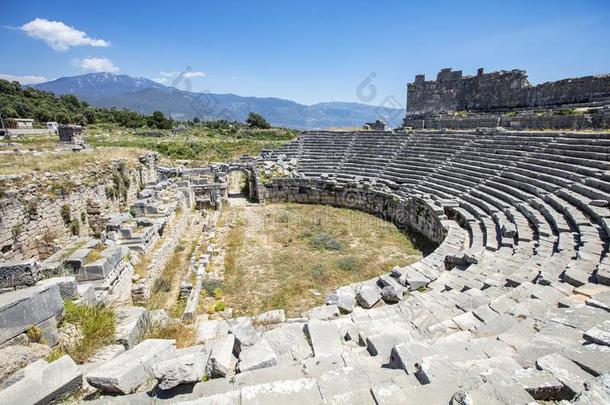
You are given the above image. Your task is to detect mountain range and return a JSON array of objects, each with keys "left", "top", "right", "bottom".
[{"left": 33, "top": 73, "right": 404, "bottom": 129}]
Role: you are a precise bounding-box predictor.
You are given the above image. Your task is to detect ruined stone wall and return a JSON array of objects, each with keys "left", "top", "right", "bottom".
[
  {"left": 406, "top": 68, "right": 610, "bottom": 115},
  {"left": 404, "top": 110, "right": 610, "bottom": 130},
  {"left": 0, "top": 154, "right": 159, "bottom": 263},
  {"left": 260, "top": 178, "right": 447, "bottom": 245}
]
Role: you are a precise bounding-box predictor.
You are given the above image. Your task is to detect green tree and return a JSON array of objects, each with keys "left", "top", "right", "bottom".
[{"left": 246, "top": 112, "right": 271, "bottom": 129}]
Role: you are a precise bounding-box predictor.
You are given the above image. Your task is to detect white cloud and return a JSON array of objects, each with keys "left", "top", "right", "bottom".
[
  {"left": 0, "top": 73, "right": 49, "bottom": 84},
  {"left": 0, "top": 73, "right": 48, "bottom": 84},
  {"left": 152, "top": 77, "right": 168, "bottom": 84},
  {"left": 20, "top": 18, "right": 110, "bottom": 52},
  {"left": 72, "top": 57, "right": 119, "bottom": 73},
  {"left": 183, "top": 71, "right": 206, "bottom": 78}
]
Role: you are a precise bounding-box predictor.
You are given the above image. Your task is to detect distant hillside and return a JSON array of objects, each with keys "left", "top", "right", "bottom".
[{"left": 34, "top": 73, "right": 403, "bottom": 129}]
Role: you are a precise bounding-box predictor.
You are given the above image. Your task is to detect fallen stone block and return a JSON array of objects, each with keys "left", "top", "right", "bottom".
[
  {"left": 357, "top": 285, "right": 380, "bottom": 309},
  {"left": 0, "top": 283, "right": 64, "bottom": 345},
  {"left": 0, "top": 356, "right": 81, "bottom": 404},
  {"left": 230, "top": 317, "right": 261, "bottom": 351},
  {"left": 86, "top": 339, "right": 176, "bottom": 394},
  {"left": 114, "top": 306, "right": 149, "bottom": 349},
  {"left": 584, "top": 320, "right": 610, "bottom": 346},
  {"left": 381, "top": 285, "right": 405, "bottom": 303},
  {"left": 337, "top": 294, "right": 356, "bottom": 314},
  {"left": 153, "top": 348, "right": 207, "bottom": 390},
  {"left": 239, "top": 339, "right": 278, "bottom": 373},
  {"left": 513, "top": 367, "right": 569, "bottom": 400},
  {"left": 196, "top": 318, "right": 229, "bottom": 344},
  {"left": 206, "top": 335, "right": 235, "bottom": 378},
  {"left": 536, "top": 352, "right": 592, "bottom": 398},
  {"left": 306, "top": 320, "right": 343, "bottom": 358},
  {"left": 262, "top": 323, "right": 313, "bottom": 364}
]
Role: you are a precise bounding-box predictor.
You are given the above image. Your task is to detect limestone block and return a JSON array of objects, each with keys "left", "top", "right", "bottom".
[
  {"left": 238, "top": 339, "right": 278, "bottom": 373},
  {"left": 0, "top": 283, "right": 64, "bottom": 345},
  {"left": 306, "top": 320, "right": 343, "bottom": 358},
  {"left": 356, "top": 285, "right": 380, "bottom": 309},
  {"left": 114, "top": 306, "right": 149, "bottom": 349},
  {"left": 206, "top": 335, "right": 235, "bottom": 378},
  {"left": 262, "top": 323, "right": 313, "bottom": 364},
  {"left": 536, "top": 353, "right": 592, "bottom": 397},
  {"left": 153, "top": 350, "right": 207, "bottom": 390},
  {"left": 85, "top": 339, "right": 176, "bottom": 394},
  {"left": 584, "top": 320, "right": 610, "bottom": 346},
  {"left": 0, "top": 356, "right": 82, "bottom": 404}
]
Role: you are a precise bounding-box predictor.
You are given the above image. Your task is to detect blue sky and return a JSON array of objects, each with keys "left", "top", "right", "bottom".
[{"left": 1, "top": 0, "right": 610, "bottom": 106}]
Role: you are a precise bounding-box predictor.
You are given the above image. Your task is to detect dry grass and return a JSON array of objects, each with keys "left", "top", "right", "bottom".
[
  {"left": 144, "top": 322, "right": 196, "bottom": 349},
  {"left": 48, "top": 301, "right": 116, "bottom": 364},
  {"left": 216, "top": 203, "right": 431, "bottom": 317},
  {"left": 0, "top": 146, "right": 146, "bottom": 176}
]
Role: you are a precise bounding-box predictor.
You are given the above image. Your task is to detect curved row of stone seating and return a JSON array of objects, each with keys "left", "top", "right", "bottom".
[{"left": 270, "top": 130, "right": 608, "bottom": 291}]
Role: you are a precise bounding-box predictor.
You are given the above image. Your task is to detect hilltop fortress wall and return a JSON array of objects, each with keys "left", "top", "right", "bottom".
[{"left": 404, "top": 68, "right": 610, "bottom": 129}]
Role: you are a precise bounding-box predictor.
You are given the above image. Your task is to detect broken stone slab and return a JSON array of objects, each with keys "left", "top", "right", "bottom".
[
  {"left": 37, "top": 276, "right": 78, "bottom": 300},
  {"left": 77, "top": 283, "right": 96, "bottom": 304},
  {"left": 336, "top": 294, "right": 356, "bottom": 314},
  {"left": 381, "top": 285, "right": 405, "bottom": 303},
  {"left": 570, "top": 373, "right": 610, "bottom": 404},
  {"left": 0, "top": 260, "right": 40, "bottom": 289},
  {"left": 230, "top": 317, "right": 261, "bottom": 351},
  {"left": 536, "top": 352, "right": 592, "bottom": 398},
  {"left": 564, "top": 343, "right": 610, "bottom": 376},
  {"left": 240, "top": 377, "right": 322, "bottom": 404},
  {"left": 0, "top": 282, "right": 64, "bottom": 345},
  {"left": 196, "top": 318, "right": 229, "bottom": 344},
  {"left": 238, "top": 339, "right": 278, "bottom": 373},
  {"left": 306, "top": 320, "right": 343, "bottom": 358},
  {"left": 114, "top": 306, "right": 149, "bottom": 349},
  {"left": 357, "top": 285, "right": 381, "bottom": 309},
  {"left": 584, "top": 320, "right": 610, "bottom": 346},
  {"left": 206, "top": 334, "right": 235, "bottom": 378},
  {"left": 512, "top": 367, "right": 569, "bottom": 400},
  {"left": 586, "top": 291, "right": 610, "bottom": 312},
  {"left": 152, "top": 347, "right": 207, "bottom": 390},
  {"left": 262, "top": 323, "right": 313, "bottom": 364},
  {"left": 304, "top": 304, "right": 340, "bottom": 320},
  {"left": 252, "top": 310, "right": 285, "bottom": 326},
  {"left": 86, "top": 339, "right": 176, "bottom": 394},
  {"left": 0, "top": 356, "right": 82, "bottom": 404}
]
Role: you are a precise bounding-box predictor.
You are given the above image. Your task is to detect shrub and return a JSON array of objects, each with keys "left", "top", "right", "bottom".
[
  {"left": 213, "top": 287, "right": 224, "bottom": 299},
  {"left": 337, "top": 256, "right": 360, "bottom": 272},
  {"left": 61, "top": 301, "right": 116, "bottom": 363},
  {"left": 25, "top": 200, "right": 38, "bottom": 219},
  {"left": 246, "top": 112, "right": 271, "bottom": 129},
  {"left": 202, "top": 280, "right": 223, "bottom": 296},
  {"left": 310, "top": 232, "right": 343, "bottom": 251},
  {"left": 70, "top": 219, "right": 80, "bottom": 236},
  {"left": 26, "top": 326, "right": 45, "bottom": 343},
  {"left": 154, "top": 277, "right": 172, "bottom": 293},
  {"left": 60, "top": 204, "right": 71, "bottom": 225},
  {"left": 214, "top": 301, "right": 226, "bottom": 312}
]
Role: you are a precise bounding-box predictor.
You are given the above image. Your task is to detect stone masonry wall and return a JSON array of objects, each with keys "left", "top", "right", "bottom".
[
  {"left": 407, "top": 68, "right": 610, "bottom": 115},
  {"left": 260, "top": 178, "right": 446, "bottom": 245},
  {"left": 0, "top": 155, "right": 159, "bottom": 263}
]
